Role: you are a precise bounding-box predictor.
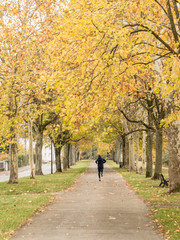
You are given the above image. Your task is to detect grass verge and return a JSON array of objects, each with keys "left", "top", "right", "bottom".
[
  {"left": 0, "top": 160, "right": 90, "bottom": 240},
  {"left": 108, "top": 160, "right": 180, "bottom": 240}
]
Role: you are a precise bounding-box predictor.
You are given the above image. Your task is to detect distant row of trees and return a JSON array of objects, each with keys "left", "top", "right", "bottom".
[
  {"left": 0, "top": 1, "right": 179, "bottom": 192},
  {"left": 0, "top": 1, "right": 89, "bottom": 183}
]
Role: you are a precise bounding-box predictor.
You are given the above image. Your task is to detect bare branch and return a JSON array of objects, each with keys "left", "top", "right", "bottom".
[
  {"left": 153, "top": 0, "right": 168, "bottom": 16},
  {"left": 108, "top": 120, "right": 123, "bottom": 135},
  {"left": 166, "top": 0, "right": 179, "bottom": 44},
  {"left": 124, "top": 24, "right": 177, "bottom": 55},
  {"left": 124, "top": 129, "right": 149, "bottom": 136},
  {"left": 110, "top": 44, "right": 119, "bottom": 58},
  {"left": 133, "top": 52, "right": 171, "bottom": 65},
  {"left": 70, "top": 137, "right": 85, "bottom": 143},
  {"left": 118, "top": 108, "right": 154, "bottom": 130},
  {"left": 93, "top": 33, "right": 106, "bottom": 54},
  {"left": 135, "top": 41, "right": 167, "bottom": 51},
  {"left": 172, "top": 0, "right": 180, "bottom": 31},
  {"left": 91, "top": 20, "right": 105, "bottom": 34}
]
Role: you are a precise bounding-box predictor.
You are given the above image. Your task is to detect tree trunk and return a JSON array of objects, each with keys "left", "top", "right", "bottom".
[
  {"left": 167, "top": 121, "right": 180, "bottom": 193},
  {"left": 28, "top": 118, "right": 35, "bottom": 179},
  {"left": 146, "top": 129, "right": 153, "bottom": 177},
  {"left": 146, "top": 106, "right": 153, "bottom": 178},
  {"left": 119, "top": 141, "right": 122, "bottom": 167},
  {"left": 9, "top": 139, "right": 18, "bottom": 184},
  {"left": 112, "top": 151, "right": 115, "bottom": 162},
  {"left": 153, "top": 127, "right": 163, "bottom": 179},
  {"left": 69, "top": 144, "right": 74, "bottom": 167},
  {"left": 140, "top": 131, "right": 146, "bottom": 174},
  {"left": 114, "top": 140, "right": 117, "bottom": 164},
  {"left": 63, "top": 143, "right": 69, "bottom": 170},
  {"left": 125, "top": 136, "right": 129, "bottom": 167},
  {"left": 68, "top": 144, "right": 70, "bottom": 168},
  {"left": 71, "top": 145, "right": 76, "bottom": 165},
  {"left": 35, "top": 130, "right": 43, "bottom": 175},
  {"left": 129, "top": 134, "right": 135, "bottom": 171},
  {"left": 135, "top": 132, "right": 139, "bottom": 173},
  {"left": 115, "top": 137, "right": 121, "bottom": 165},
  {"left": 76, "top": 151, "right": 80, "bottom": 162},
  {"left": 122, "top": 135, "right": 125, "bottom": 166},
  {"left": 24, "top": 137, "right": 27, "bottom": 166},
  {"left": 73, "top": 145, "right": 78, "bottom": 163},
  {"left": 55, "top": 145, "right": 62, "bottom": 172}
]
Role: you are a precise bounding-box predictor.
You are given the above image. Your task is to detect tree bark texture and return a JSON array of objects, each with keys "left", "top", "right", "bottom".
[
  {"left": 76, "top": 151, "right": 80, "bottom": 162},
  {"left": 112, "top": 151, "right": 115, "bottom": 162},
  {"left": 74, "top": 145, "right": 79, "bottom": 163},
  {"left": 146, "top": 129, "right": 153, "bottom": 177},
  {"left": 69, "top": 144, "right": 76, "bottom": 166},
  {"left": 55, "top": 146, "right": 62, "bottom": 172},
  {"left": 63, "top": 143, "right": 69, "bottom": 170},
  {"left": 8, "top": 95, "right": 18, "bottom": 183},
  {"left": 167, "top": 121, "right": 180, "bottom": 193},
  {"left": 140, "top": 131, "right": 146, "bottom": 174},
  {"left": 125, "top": 136, "right": 129, "bottom": 167},
  {"left": 71, "top": 145, "right": 76, "bottom": 165},
  {"left": 129, "top": 134, "right": 135, "bottom": 171},
  {"left": 146, "top": 107, "right": 153, "bottom": 178},
  {"left": 114, "top": 137, "right": 121, "bottom": 164},
  {"left": 122, "top": 135, "right": 126, "bottom": 166},
  {"left": 9, "top": 141, "right": 18, "bottom": 184},
  {"left": 135, "top": 132, "right": 139, "bottom": 173},
  {"left": 35, "top": 130, "right": 43, "bottom": 175},
  {"left": 28, "top": 118, "right": 35, "bottom": 179},
  {"left": 153, "top": 128, "right": 163, "bottom": 179}
]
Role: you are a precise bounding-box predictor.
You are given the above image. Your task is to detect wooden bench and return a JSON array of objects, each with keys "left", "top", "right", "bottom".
[{"left": 159, "top": 174, "right": 169, "bottom": 187}]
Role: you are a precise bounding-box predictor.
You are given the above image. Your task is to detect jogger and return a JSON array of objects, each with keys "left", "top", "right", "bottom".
[{"left": 95, "top": 155, "right": 106, "bottom": 181}]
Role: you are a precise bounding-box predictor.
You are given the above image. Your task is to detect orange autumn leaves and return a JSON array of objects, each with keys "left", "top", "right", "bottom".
[{"left": 0, "top": 0, "right": 179, "bottom": 145}]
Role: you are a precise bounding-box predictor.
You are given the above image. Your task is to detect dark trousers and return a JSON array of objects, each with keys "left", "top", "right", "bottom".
[{"left": 98, "top": 168, "right": 103, "bottom": 178}]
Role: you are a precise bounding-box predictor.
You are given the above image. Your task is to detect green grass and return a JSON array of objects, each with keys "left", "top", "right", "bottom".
[
  {"left": 0, "top": 194, "right": 52, "bottom": 240},
  {"left": 154, "top": 208, "right": 180, "bottom": 240},
  {"left": 0, "top": 160, "right": 90, "bottom": 240},
  {"left": 108, "top": 160, "right": 180, "bottom": 240},
  {"left": 0, "top": 160, "right": 89, "bottom": 195}
]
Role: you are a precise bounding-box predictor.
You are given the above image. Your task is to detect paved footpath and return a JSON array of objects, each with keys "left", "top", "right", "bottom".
[{"left": 11, "top": 161, "right": 164, "bottom": 240}]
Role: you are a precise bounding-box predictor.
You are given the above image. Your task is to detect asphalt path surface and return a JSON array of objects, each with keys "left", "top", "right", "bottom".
[
  {"left": 11, "top": 161, "right": 164, "bottom": 240},
  {"left": 0, "top": 163, "right": 56, "bottom": 182}
]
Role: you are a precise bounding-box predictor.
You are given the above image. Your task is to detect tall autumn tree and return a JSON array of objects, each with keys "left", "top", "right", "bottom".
[
  {"left": 0, "top": 0, "right": 61, "bottom": 181},
  {"left": 17, "top": 0, "right": 61, "bottom": 175},
  {"left": 0, "top": 1, "right": 28, "bottom": 183},
  {"left": 61, "top": 0, "right": 179, "bottom": 191},
  {"left": 119, "top": 0, "right": 180, "bottom": 192}
]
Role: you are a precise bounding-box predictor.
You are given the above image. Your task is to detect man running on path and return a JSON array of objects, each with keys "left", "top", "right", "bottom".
[{"left": 95, "top": 155, "right": 106, "bottom": 181}]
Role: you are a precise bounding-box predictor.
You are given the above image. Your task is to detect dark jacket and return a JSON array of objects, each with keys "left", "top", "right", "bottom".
[{"left": 95, "top": 156, "right": 106, "bottom": 169}]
